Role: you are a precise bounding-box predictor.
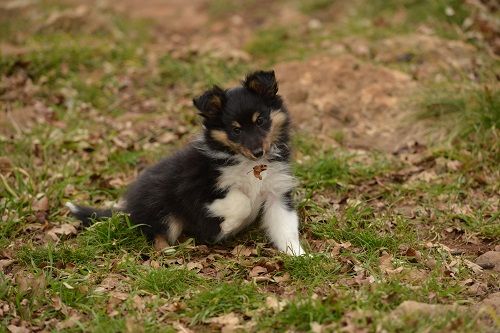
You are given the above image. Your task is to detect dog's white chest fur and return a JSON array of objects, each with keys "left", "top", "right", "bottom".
[{"left": 207, "top": 158, "right": 296, "bottom": 238}]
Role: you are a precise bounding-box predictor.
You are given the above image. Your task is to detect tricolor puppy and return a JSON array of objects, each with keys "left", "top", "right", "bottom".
[{"left": 67, "top": 70, "right": 304, "bottom": 255}]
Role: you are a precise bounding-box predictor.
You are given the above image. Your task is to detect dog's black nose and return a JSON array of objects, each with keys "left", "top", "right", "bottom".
[{"left": 252, "top": 148, "right": 264, "bottom": 158}]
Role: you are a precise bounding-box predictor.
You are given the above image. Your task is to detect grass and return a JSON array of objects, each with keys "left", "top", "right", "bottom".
[
  {"left": 187, "top": 282, "right": 264, "bottom": 323},
  {"left": 138, "top": 268, "right": 202, "bottom": 298},
  {"left": 1, "top": 0, "right": 498, "bottom": 332},
  {"left": 261, "top": 298, "right": 341, "bottom": 331}
]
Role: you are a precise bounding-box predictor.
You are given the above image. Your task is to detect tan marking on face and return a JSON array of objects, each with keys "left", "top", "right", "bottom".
[
  {"left": 211, "top": 130, "right": 257, "bottom": 160},
  {"left": 231, "top": 121, "right": 242, "bottom": 128},
  {"left": 263, "top": 110, "right": 288, "bottom": 153},
  {"left": 252, "top": 112, "right": 260, "bottom": 123}
]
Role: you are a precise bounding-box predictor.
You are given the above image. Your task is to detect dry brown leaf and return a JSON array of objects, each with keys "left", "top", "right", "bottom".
[
  {"left": 266, "top": 295, "right": 287, "bottom": 312},
  {"left": 158, "top": 132, "right": 176, "bottom": 144},
  {"left": 231, "top": 245, "right": 255, "bottom": 257},
  {"left": 107, "top": 293, "right": 127, "bottom": 316},
  {"left": 310, "top": 322, "right": 324, "bottom": 333},
  {"left": 388, "top": 301, "right": 465, "bottom": 320},
  {"left": 55, "top": 313, "right": 82, "bottom": 330},
  {"left": 32, "top": 196, "right": 49, "bottom": 212},
  {"left": 132, "top": 295, "right": 145, "bottom": 311},
  {"left": 463, "top": 259, "right": 483, "bottom": 274},
  {"left": 0, "top": 259, "right": 14, "bottom": 271},
  {"left": 273, "top": 272, "right": 290, "bottom": 283},
  {"left": 186, "top": 262, "right": 203, "bottom": 272},
  {"left": 94, "top": 274, "right": 123, "bottom": 293},
  {"left": 250, "top": 164, "right": 267, "bottom": 180},
  {"left": 0, "top": 156, "right": 13, "bottom": 173},
  {"left": 46, "top": 223, "right": 78, "bottom": 241},
  {"left": 208, "top": 312, "right": 241, "bottom": 332},
  {"left": 249, "top": 265, "right": 268, "bottom": 278},
  {"left": 51, "top": 296, "right": 68, "bottom": 315},
  {"left": 158, "top": 301, "right": 183, "bottom": 313},
  {"left": 15, "top": 271, "right": 46, "bottom": 296},
  {"left": 380, "top": 252, "right": 405, "bottom": 275},
  {"left": 125, "top": 317, "right": 145, "bottom": 333},
  {"left": 173, "top": 321, "right": 195, "bottom": 333},
  {"left": 7, "top": 325, "right": 30, "bottom": 333}
]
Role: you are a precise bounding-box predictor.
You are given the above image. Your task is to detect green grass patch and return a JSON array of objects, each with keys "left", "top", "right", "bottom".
[
  {"left": 187, "top": 282, "right": 264, "bottom": 324},
  {"left": 283, "top": 254, "right": 340, "bottom": 287},
  {"left": 17, "top": 243, "right": 96, "bottom": 268},
  {"left": 137, "top": 267, "right": 202, "bottom": 298},
  {"left": 311, "top": 204, "right": 412, "bottom": 253},
  {"left": 79, "top": 214, "right": 149, "bottom": 253},
  {"left": 298, "top": 0, "right": 335, "bottom": 14},
  {"left": 260, "top": 298, "right": 341, "bottom": 331},
  {"left": 245, "top": 27, "right": 306, "bottom": 62},
  {"left": 157, "top": 54, "right": 248, "bottom": 88},
  {"left": 295, "top": 151, "right": 396, "bottom": 193},
  {"left": 418, "top": 85, "right": 499, "bottom": 137}
]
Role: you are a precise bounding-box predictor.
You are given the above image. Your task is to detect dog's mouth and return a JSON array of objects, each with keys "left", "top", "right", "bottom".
[{"left": 239, "top": 147, "right": 266, "bottom": 161}]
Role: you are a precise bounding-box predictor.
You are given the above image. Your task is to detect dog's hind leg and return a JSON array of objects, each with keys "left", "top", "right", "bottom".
[{"left": 154, "top": 215, "right": 184, "bottom": 250}]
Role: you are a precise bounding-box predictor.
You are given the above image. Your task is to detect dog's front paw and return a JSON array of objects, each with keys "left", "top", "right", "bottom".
[{"left": 284, "top": 242, "right": 305, "bottom": 256}]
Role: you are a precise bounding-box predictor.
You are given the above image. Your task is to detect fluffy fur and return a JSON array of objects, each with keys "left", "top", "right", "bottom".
[{"left": 67, "top": 70, "right": 304, "bottom": 255}]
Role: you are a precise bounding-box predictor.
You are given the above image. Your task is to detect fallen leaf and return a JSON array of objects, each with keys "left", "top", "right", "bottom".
[
  {"left": 125, "top": 317, "right": 145, "bottom": 333},
  {"left": 463, "top": 259, "right": 483, "bottom": 274},
  {"left": 250, "top": 164, "right": 267, "bottom": 180},
  {"left": 231, "top": 245, "right": 255, "bottom": 257},
  {"left": 51, "top": 296, "right": 68, "bottom": 315},
  {"left": 387, "top": 301, "right": 465, "bottom": 320},
  {"left": 186, "top": 262, "right": 203, "bottom": 271},
  {"left": 132, "top": 295, "right": 145, "bottom": 311},
  {"left": 0, "top": 259, "right": 14, "bottom": 271},
  {"left": 310, "top": 322, "right": 324, "bottom": 333},
  {"left": 7, "top": 325, "right": 30, "bottom": 333},
  {"left": 32, "top": 196, "right": 49, "bottom": 212},
  {"left": 0, "top": 156, "right": 13, "bottom": 173},
  {"left": 56, "top": 313, "right": 81, "bottom": 330},
  {"left": 266, "top": 295, "right": 287, "bottom": 312},
  {"left": 249, "top": 265, "right": 267, "bottom": 278},
  {"left": 208, "top": 312, "right": 241, "bottom": 332},
  {"left": 379, "top": 252, "right": 403, "bottom": 274},
  {"left": 273, "top": 272, "right": 290, "bottom": 283},
  {"left": 46, "top": 223, "right": 78, "bottom": 241},
  {"left": 94, "top": 274, "right": 123, "bottom": 293},
  {"left": 173, "top": 321, "right": 195, "bottom": 333}
]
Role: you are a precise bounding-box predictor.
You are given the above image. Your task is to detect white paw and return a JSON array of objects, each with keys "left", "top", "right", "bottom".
[
  {"left": 285, "top": 244, "right": 306, "bottom": 256},
  {"left": 220, "top": 218, "right": 242, "bottom": 235}
]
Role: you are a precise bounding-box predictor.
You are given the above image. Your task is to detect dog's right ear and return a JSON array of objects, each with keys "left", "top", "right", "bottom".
[{"left": 193, "top": 86, "right": 226, "bottom": 119}]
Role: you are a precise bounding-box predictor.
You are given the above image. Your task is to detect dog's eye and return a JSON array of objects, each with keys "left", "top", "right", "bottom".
[
  {"left": 255, "top": 117, "right": 264, "bottom": 126},
  {"left": 232, "top": 127, "right": 241, "bottom": 135}
]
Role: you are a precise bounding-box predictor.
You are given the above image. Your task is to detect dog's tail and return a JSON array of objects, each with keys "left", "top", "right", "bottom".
[{"left": 65, "top": 202, "right": 114, "bottom": 227}]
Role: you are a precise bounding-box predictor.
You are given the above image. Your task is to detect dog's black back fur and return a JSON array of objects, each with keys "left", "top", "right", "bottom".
[{"left": 124, "top": 148, "right": 228, "bottom": 242}]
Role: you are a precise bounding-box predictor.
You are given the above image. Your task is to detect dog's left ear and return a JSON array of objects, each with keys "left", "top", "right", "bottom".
[
  {"left": 193, "top": 85, "right": 226, "bottom": 119},
  {"left": 243, "top": 70, "right": 278, "bottom": 99}
]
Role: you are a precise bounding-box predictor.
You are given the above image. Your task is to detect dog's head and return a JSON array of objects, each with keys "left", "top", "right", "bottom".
[{"left": 193, "top": 70, "right": 289, "bottom": 160}]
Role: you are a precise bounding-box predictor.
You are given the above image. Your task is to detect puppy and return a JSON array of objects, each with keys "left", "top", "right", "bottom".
[{"left": 67, "top": 70, "right": 304, "bottom": 255}]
